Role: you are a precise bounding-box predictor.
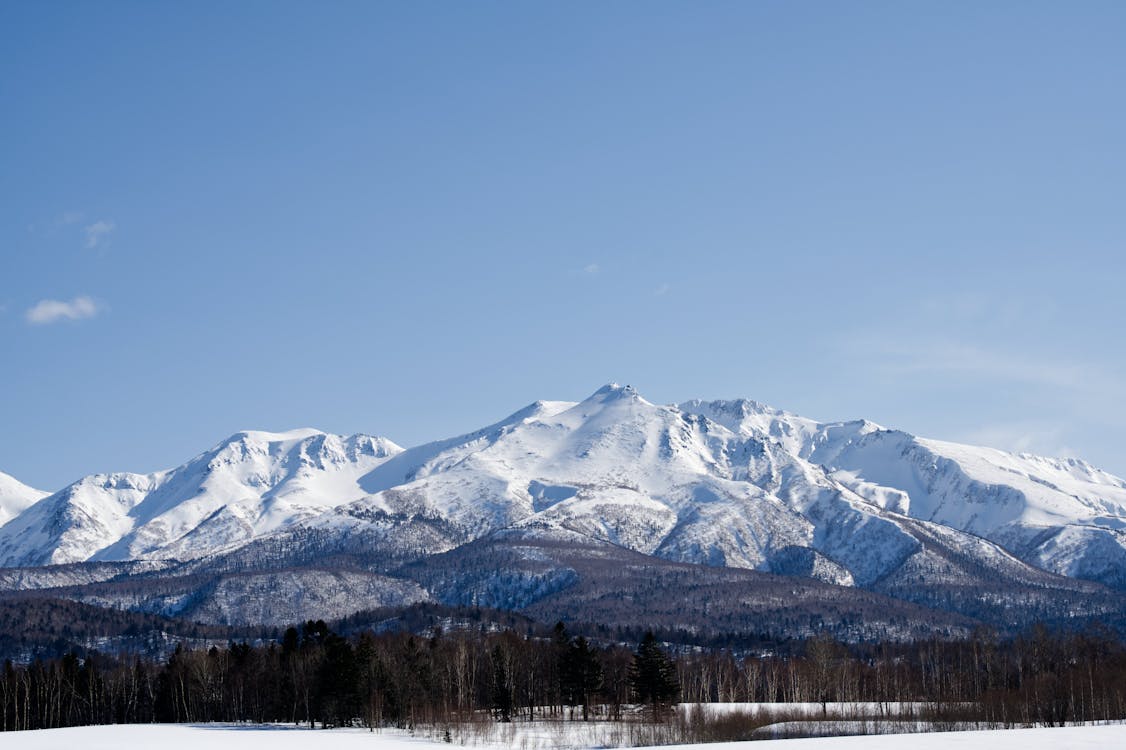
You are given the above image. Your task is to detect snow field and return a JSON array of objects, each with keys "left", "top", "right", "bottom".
[{"left": 3, "top": 722, "right": 1126, "bottom": 750}]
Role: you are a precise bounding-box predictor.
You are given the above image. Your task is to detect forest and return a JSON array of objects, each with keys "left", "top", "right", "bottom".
[{"left": 2, "top": 615, "right": 1125, "bottom": 737}]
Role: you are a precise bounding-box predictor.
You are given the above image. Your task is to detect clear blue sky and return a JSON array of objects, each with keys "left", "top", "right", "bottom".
[{"left": 2, "top": 1, "right": 1125, "bottom": 490}]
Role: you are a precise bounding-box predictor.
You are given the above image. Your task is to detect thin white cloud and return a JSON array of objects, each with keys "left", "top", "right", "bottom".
[
  {"left": 583, "top": 263, "right": 600, "bottom": 275},
  {"left": 835, "top": 319, "right": 1126, "bottom": 473},
  {"left": 841, "top": 334, "right": 1126, "bottom": 427},
  {"left": 85, "top": 220, "right": 115, "bottom": 248},
  {"left": 958, "top": 422, "right": 1079, "bottom": 459},
  {"left": 875, "top": 341, "right": 1091, "bottom": 390},
  {"left": 654, "top": 283, "right": 671, "bottom": 296},
  {"left": 25, "top": 296, "right": 101, "bottom": 325},
  {"left": 59, "top": 211, "right": 83, "bottom": 226}
]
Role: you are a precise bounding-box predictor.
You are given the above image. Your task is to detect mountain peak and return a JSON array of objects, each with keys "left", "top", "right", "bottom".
[
  {"left": 679, "top": 396, "right": 783, "bottom": 419},
  {"left": 222, "top": 428, "right": 326, "bottom": 445},
  {"left": 0, "top": 471, "right": 49, "bottom": 526},
  {"left": 586, "top": 382, "right": 645, "bottom": 404},
  {"left": 2, "top": 386, "right": 1124, "bottom": 596}
]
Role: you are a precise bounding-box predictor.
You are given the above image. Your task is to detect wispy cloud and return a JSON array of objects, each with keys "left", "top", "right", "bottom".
[
  {"left": 958, "top": 422, "right": 1079, "bottom": 459},
  {"left": 654, "top": 283, "right": 671, "bottom": 296},
  {"left": 834, "top": 298, "right": 1126, "bottom": 472},
  {"left": 583, "top": 263, "right": 600, "bottom": 275},
  {"left": 59, "top": 211, "right": 84, "bottom": 226},
  {"left": 84, "top": 220, "right": 115, "bottom": 248},
  {"left": 25, "top": 296, "right": 101, "bottom": 325},
  {"left": 838, "top": 290, "right": 1110, "bottom": 395},
  {"left": 841, "top": 334, "right": 1126, "bottom": 427},
  {"left": 872, "top": 340, "right": 1093, "bottom": 390}
]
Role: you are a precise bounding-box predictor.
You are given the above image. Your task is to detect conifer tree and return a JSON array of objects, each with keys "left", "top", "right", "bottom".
[
  {"left": 491, "top": 644, "right": 513, "bottom": 722},
  {"left": 628, "top": 631, "right": 678, "bottom": 717},
  {"left": 571, "top": 636, "right": 603, "bottom": 721},
  {"left": 552, "top": 622, "right": 574, "bottom": 715}
]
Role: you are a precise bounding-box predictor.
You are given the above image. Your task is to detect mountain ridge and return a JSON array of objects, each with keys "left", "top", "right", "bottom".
[
  {"left": 2, "top": 384, "right": 1124, "bottom": 608},
  {"left": 0, "top": 471, "right": 48, "bottom": 526},
  {"left": 0, "top": 429, "right": 403, "bottom": 566}
]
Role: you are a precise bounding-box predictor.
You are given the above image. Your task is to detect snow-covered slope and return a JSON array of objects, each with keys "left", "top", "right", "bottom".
[
  {"left": 333, "top": 385, "right": 846, "bottom": 580},
  {"left": 2, "top": 385, "right": 1124, "bottom": 593},
  {"left": 679, "top": 397, "right": 1126, "bottom": 585},
  {"left": 0, "top": 471, "right": 48, "bottom": 526},
  {"left": 281, "top": 384, "right": 1121, "bottom": 588},
  {"left": 0, "top": 430, "right": 402, "bottom": 566}
]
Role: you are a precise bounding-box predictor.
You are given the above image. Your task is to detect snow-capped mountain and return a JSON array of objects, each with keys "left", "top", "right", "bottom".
[
  {"left": 680, "top": 397, "right": 1126, "bottom": 586},
  {"left": 0, "top": 471, "right": 48, "bottom": 526},
  {"left": 0, "top": 429, "right": 402, "bottom": 566},
  {"left": 1, "top": 384, "right": 1124, "bottom": 597},
  {"left": 292, "top": 384, "right": 1125, "bottom": 589}
]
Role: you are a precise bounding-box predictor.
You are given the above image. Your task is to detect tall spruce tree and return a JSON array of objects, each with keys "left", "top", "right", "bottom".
[
  {"left": 491, "top": 644, "right": 513, "bottom": 723},
  {"left": 628, "top": 631, "right": 678, "bottom": 717},
  {"left": 552, "top": 621, "right": 574, "bottom": 715},
  {"left": 571, "top": 636, "right": 604, "bottom": 721}
]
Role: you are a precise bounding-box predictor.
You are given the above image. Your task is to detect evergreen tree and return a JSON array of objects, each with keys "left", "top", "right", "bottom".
[
  {"left": 628, "top": 631, "right": 678, "bottom": 717},
  {"left": 552, "top": 621, "right": 573, "bottom": 715},
  {"left": 571, "top": 636, "right": 603, "bottom": 721},
  {"left": 490, "top": 644, "right": 513, "bottom": 722},
  {"left": 316, "top": 631, "right": 358, "bottom": 728}
]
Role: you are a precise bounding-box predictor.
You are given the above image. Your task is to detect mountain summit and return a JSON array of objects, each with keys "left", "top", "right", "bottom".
[
  {"left": 1, "top": 384, "right": 1124, "bottom": 630},
  {"left": 0, "top": 429, "right": 402, "bottom": 566},
  {"left": 0, "top": 471, "right": 47, "bottom": 526}
]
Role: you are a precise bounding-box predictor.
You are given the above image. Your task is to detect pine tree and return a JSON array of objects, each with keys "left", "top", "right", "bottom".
[
  {"left": 572, "top": 636, "right": 603, "bottom": 721},
  {"left": 491, "top": 645, "right": 513, "bottom": 722},
  {"left": 628, "top": 631, "right": 678, "bottom": 717},
  {"left": 552, "top": 622, "right": 574, "bottom": 715}
]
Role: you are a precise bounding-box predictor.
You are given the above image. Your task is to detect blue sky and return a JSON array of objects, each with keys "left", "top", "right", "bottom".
[{"left": 2, "top": 1, "right": 1125, "bottom": 489}]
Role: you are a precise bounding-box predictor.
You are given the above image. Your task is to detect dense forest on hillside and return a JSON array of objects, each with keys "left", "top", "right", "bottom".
[
  {"left": 0, "top": 596, "right": 272, "bottom": 663},
  {"left": 3, "top": 615, "right": 1125, "bottom": 736}
]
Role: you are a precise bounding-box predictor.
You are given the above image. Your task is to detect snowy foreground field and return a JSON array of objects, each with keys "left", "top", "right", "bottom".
[{"left": 4, "top": 723, "right": 1126, "bottom": 750}]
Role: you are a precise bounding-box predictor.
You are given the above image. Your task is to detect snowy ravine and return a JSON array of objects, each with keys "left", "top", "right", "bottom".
[{"left": 1, "top": 384, "right": 1124, "bottom": 593}]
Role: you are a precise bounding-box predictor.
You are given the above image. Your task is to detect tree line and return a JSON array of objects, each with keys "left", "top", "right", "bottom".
[
  {"left": 2, "top": 620, "right": 1124, "bottom": 732},
  {"left": 0, "top": 620, "right": 677, "bottom": 731}
]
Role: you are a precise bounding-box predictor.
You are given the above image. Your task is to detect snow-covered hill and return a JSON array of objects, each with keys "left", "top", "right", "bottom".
[
  {"left": 0, "top": 430, "right": 401, "bottom": 566},
  {"left": 0, "top": 471, "right": 48, "bottom": 526},
  {"left": 1, "top": 384, "right": 1124, "bottom": 595}
]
